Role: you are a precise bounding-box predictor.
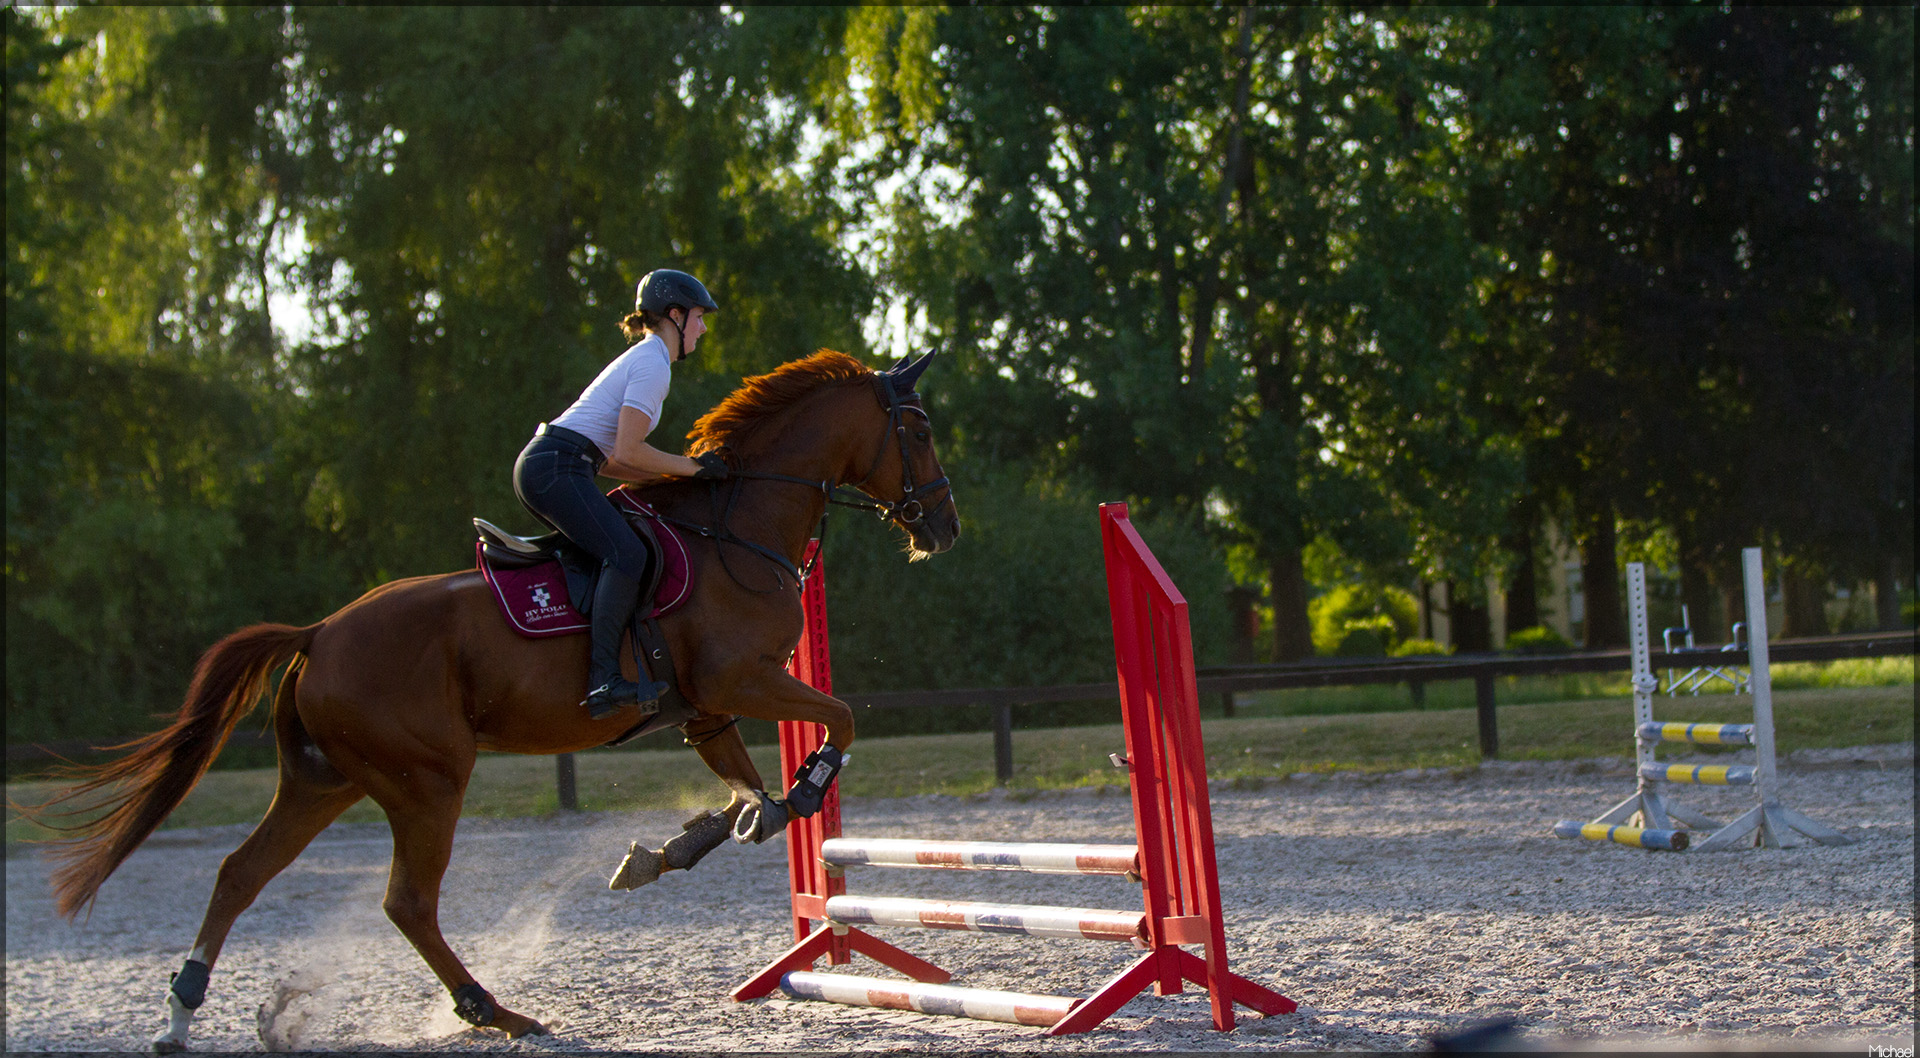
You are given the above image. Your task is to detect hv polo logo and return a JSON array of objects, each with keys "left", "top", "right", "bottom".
[
  {"left": 522, "top": 581, "right": 572, "bottom": 620},
  {"left": 479, "top": 553, "right": 592, "bottom": 637}
]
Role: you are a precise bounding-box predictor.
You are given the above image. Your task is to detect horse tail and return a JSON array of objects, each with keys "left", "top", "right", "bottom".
[{"left": 34, "top": 622, "right": 320, "bottom": 921}]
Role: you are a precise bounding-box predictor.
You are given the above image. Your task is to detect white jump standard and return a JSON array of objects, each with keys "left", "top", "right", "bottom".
[
  {"left": 1661, "top": 604, "right": 1750, "bottom": 696},
  {"left": 1555, "top": 548, "right": 1852, "bottom": 852}
]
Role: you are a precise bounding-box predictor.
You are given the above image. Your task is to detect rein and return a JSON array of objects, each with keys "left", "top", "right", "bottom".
[
  {"left": 657, "top": 376, "right": 953, "bottom": 595},
  {"left": 652, "top": 485, "right": 806, "bottom": 594}
]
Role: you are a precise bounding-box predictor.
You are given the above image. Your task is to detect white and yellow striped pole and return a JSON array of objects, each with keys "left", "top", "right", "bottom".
[
  {"left": 1553, "top": 819, "right": 1689, "bottom": 851},
  {"left": 1639, "top": 763, "right": 1757, "bottom": 786},
  {"left": 1636, "top": 722, "right": 1756, "bottom": 746}
]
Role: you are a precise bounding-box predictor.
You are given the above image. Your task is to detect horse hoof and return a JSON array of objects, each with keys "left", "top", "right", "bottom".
[
  {"left": 608, "top": 841, "right": 664, "bottom": 890},
  {"left": 152, "top": 1035, "right": 188, "bottom": 1055}
]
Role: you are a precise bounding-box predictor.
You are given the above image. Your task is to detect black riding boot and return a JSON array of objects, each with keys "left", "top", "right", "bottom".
[{"left": 582, "top": 566, "right": 668, "bottom": 720}]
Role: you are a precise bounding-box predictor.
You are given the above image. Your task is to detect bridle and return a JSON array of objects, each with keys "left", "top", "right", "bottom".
[
  {"left": 657, "top": 366, "right": 953, "bottom": 593},
  {"left": 827, "top": 373, "right": 953, "bottom": 528}
]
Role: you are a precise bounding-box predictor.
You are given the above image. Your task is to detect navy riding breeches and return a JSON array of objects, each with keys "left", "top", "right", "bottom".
[{"left": 512, "top": 424, "right": 651, "bottom": 583}]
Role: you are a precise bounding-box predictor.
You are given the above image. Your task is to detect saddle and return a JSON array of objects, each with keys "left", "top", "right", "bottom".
[
  {"left": 472, "top": 487, "right": 697, "bottom": 745},
  {"left": 473, "top": 490, "right": 692, "bottom": 636}
]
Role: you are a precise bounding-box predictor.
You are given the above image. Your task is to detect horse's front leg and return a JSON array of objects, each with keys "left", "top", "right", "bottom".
[
  {"left": 682, "top": 718, "right": 797, "bottom": 846},
  {"left": 716, "top": 666, "right": 854, "bottom": 751},
  {"left": 609, "top": 669, "right": 852, "bottom": 891},
  {"left": 608, "top": 717, "right": 764, "bottom": 891},
  {"left": 702, "top": 667, "right": 852, "bottom": 826},
  {"left": 682, "top": 712, "right": 768, "bottom": 810}
]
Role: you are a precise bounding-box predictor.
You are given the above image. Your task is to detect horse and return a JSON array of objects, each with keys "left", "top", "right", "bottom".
[{"left": 29, "top": 349, "right": 960, "bottom": 1052}]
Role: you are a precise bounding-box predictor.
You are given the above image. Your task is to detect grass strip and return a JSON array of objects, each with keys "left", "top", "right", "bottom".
[
  {"left": 1227, "top": 656, "right": 1914, "bottom": 717},
  {"left": 8, "top": 685, "right": 1911, "bottom": 852}
]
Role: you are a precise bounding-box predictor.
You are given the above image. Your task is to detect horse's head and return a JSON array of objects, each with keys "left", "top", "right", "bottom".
[
  {"left": 854, "top": 351, "right": 960, "bottom": 558},
  {"left": 688, "top": 349, "right": 960, "bottom": 559}
]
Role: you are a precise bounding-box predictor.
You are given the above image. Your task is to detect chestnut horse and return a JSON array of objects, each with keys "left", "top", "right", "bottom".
[{"left": 33, "top": 350, "right": 959, "bottom": 1051}]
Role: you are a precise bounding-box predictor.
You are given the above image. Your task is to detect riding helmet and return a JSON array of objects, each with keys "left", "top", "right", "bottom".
[{"left": 635, "top": 269, "right": 718, "bottom": 316}]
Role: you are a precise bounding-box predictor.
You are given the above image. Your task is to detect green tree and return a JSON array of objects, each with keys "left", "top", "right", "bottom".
[
  {"left": 6, "top": 8, "right": 308, "bottom": 739},
  {"left": 227, "top": 7, "right": 883, "bottom": 582},
  {"left": 875, "top": 7, "right": 1527, "bottom": 658},
  {"left": 5, "top": 8, "right": 890, "bottom": 740},
  {"left": 1468, "top": 7, "right": 1913, "bottom": 642}
]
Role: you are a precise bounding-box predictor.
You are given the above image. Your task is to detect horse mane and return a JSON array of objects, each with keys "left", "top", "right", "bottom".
[{"left": 686, "top": 349, "right": 873, "bottom": 456}]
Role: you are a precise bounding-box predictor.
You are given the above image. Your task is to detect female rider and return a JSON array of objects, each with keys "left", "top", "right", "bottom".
[{"left": 513, "top": 268, "right": 727, "bottom": 719}]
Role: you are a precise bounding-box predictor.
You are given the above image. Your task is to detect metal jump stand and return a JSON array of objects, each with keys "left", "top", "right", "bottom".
[
  {"left": 1561, "top": 548, "right": 1852, "bottom": 852},
  {"left": 1662, "top": 605, "right": 1748, "bottom": 697}
]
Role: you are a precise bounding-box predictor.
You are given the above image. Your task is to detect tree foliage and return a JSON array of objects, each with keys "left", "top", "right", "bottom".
[
  {"left": 1467, "top": 7, "right": 1914, "bottom": 639},
  {"left": 6, "top": 7, "right": 1910, "bottom": 743},
  {"left": 872, "top": 6, "right": 1909, "bottom": 652}
]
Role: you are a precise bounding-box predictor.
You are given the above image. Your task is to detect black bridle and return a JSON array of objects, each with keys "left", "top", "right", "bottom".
[
  {"left": 656, "top": 369, "right": 953, "bottom": 593},
  {"left": 826, "top": 373, "right": 953, "bottom": 528}
]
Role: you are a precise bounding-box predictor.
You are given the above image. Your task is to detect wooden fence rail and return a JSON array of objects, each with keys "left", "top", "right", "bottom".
[
  {"left": 840, "top": 630, "right": 1915, "bottom": 785},
  {"left": 9, "top": 632, "right": 1913, "bottom": 804}
]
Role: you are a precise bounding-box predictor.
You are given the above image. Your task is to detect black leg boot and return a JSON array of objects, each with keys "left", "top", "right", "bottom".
[{"left": 582, "top": 566, "right": 667, "bottom": 720}]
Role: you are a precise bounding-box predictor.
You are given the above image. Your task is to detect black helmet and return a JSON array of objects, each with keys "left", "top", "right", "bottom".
[{"left": 634, "top": 269, "right": 718, "bottom": 316}]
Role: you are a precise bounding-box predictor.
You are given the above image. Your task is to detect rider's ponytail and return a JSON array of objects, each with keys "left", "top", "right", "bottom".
[{"left": 619, "top": 308, "right": 669, "bottom": 343}]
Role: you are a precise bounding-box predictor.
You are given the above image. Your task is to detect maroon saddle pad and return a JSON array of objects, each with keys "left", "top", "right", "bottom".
[{"left": 477, "top": 499, "right": 692, "bottom": 638}]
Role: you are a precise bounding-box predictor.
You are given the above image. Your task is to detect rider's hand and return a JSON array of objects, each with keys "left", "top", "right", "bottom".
[{"left": 692, "top": 452, "right": 730, "bottom": 481}]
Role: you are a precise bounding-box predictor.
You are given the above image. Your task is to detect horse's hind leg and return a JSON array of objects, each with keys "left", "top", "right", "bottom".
[
  {"left": 377, "top": 784, "right": 549, "bottom": 1039},
  {"left": 156, "top": 701, "right": 364, "bottom": 1053}
]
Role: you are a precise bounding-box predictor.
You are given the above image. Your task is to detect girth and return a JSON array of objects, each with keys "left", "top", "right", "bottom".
[{"left": 472, "top": 508, "right": 696, "bottom": 748}]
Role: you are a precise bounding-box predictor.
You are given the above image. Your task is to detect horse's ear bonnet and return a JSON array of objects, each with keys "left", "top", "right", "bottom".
[{"left": 881, "top": 351, "right": 936, "bottom": 399}]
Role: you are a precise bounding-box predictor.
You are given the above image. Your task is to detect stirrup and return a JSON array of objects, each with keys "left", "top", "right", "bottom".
[{"left": 583, "top": 679, "right": 669, "bottom": 720}]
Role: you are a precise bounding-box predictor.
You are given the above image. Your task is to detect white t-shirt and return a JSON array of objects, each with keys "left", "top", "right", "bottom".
[{"left": 551, "top": 334, "right": 671, "bottom": 455}]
